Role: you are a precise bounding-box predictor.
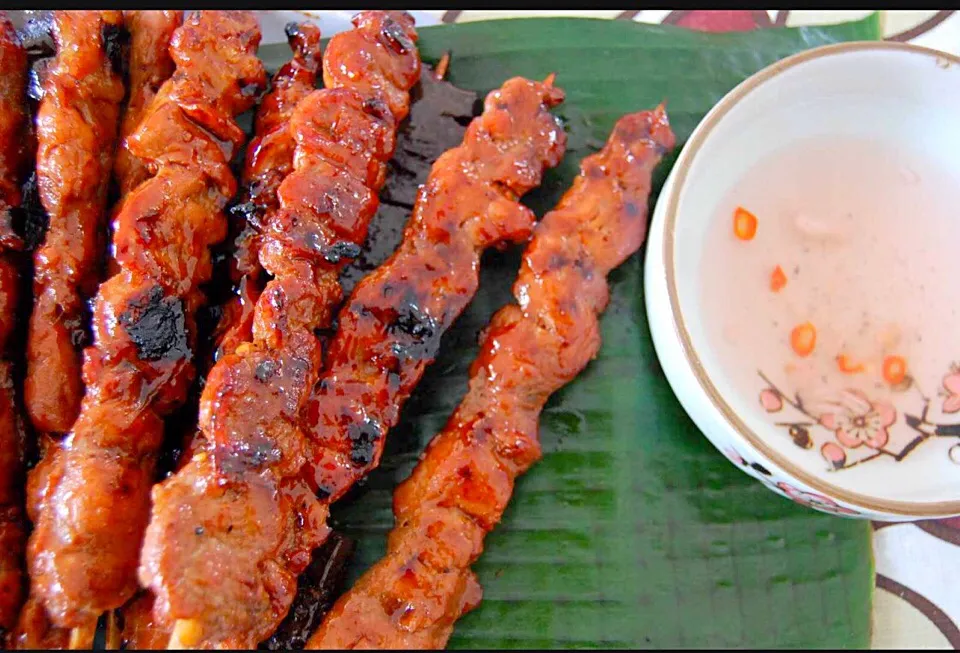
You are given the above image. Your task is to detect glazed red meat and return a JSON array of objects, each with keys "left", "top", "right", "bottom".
[
  {"left": 114, "top": 10, "right": 181, "bottom": 196},
  {"left": 0, "top": 13, "right": 28, "bottom": 638},
  {"left": 24, "top": 10, "right": 265, "bottom": 629},
  {"left": 139, "top": 12, "right": 421, "bottom": 648},
  {"left": 309, "top": 106, "right": 676, "bottom": 649},
  {"left": 24, "top": 10, "right": 125, "bottom": 435},
  {"left": 141, "top": 63, "right": 565, "bottom": 652},
  {"left": 214, "top": 20, "right": 323, "bottom": 363}
]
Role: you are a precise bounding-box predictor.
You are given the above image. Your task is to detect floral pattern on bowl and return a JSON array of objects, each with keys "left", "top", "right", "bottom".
[{"left": 758, "top": 366, "right": 960, "bottom": 472}]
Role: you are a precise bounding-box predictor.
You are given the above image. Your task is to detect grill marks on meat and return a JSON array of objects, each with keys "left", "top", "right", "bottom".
[
  {"left": 139, "top": 12, "right": 420, "bottom": 648},
  {"left": 215, "top": 20, "right": 322, "bottom": 363},
  {"left": 142, "top": 68, "right": 565, "bottom": 648},
  {"left": 114, "top": 11, "right": 180, "bottom": 197},
  {"left": 24, "top": 10, "right": 125, "bottom": 435},
  {"left": 305, "top": 75, "right": 566, "bottom": 501},
  {"left": 308, "top": 107, "right": 676, "bottom": 650},
  {"left": 0, "top": 15, "right": 28, "bottom": 637},
  {"left": 24, "top": 10, "right": 265, "bottom": 628}
]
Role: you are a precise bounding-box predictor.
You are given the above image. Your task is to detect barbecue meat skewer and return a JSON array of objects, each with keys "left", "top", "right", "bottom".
[
  {"left": 139, "top": 12, "right": 422, "bottom": 648},
  {"left": 309, "top": 106, "right": 676, "bottom": 650},
  {"left": 24, "top": 10, "right": 265, "bottom": 631},
  {"left": 14, "top": 13, "right": 180, "bottom": 649},
  {"left": 24, "top": 10, "right": 124, "bottom": 435},
  {"left": 102, "top": 24, "right": 325, "bottom": 647},
  {"left": 114, "top": 10, "right": 180, "bottom": 196},
  {"left": 141, "top": 65, "right": 566, "bottom": 651},
  {"left": 214, "top": 19, "right": 322, "bottom": 363},
  {"left": 0, "top": 14, "right": 29, "bottom": 640}
]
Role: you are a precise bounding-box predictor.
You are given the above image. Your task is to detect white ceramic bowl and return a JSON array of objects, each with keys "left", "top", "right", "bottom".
[{"left": 645, "top": 41, "right": 960, "bottom": 521}]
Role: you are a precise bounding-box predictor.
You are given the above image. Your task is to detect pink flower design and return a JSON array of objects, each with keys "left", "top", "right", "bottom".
[
  {"left": 818, "top": 390, "right": 895, "bottom": 450},
  {"left": 776, "top": 482, "right": 859, "bottom": 516},
  {"left": 942, "top": 371, "right": 960, "bottom": 414},
  {"left": 821, "top": 442, "right": 847, "bottom": 470},
  {"left": 759, "top": 388, "right": 783, "bottom": 412}
]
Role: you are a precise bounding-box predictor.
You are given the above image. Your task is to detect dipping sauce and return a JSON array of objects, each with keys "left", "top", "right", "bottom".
[{"left": 699, "top": 135, "right": 960, "bottom": 433}]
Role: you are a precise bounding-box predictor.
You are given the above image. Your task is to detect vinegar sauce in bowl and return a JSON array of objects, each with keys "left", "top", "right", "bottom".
[{"left": 699, "top": 134, "right": 960, "bottom": 476}]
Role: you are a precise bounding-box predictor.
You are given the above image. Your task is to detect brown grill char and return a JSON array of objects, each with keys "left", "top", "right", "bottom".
[
  {"left": 24, "top": 10, "right": 265, "bottom": 628},
  {"left": 113, "top": 10, "right": 180, "bottom": 196},
  {"left": 214, "top": 19, "right": 323, "bottom": 364},
  {"left": 141, "top": 64, "right": 565, "bottom": 648},
  {"left": 308, "top": 106, "right": 675, "bottom": 649},
  {"left": 139, "top": 11, "right": 422, "bottom": 649},
  {"left": 24, "top": 10, "right": 125, "bottom": 436}
]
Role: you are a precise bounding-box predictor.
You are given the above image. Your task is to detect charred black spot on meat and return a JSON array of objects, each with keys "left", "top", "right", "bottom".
[
  {"left": 101, "top": 20, "right": 126, "bottom": 75},
  {"left": 254, "top": 359, "right": 278, "bottom": 383},
  {"left": 380, "top": 15, "right": 413, "bottom": 54},
  {"left": 219, "top": 434, "right": 282, "bottom": 475},
  {"left": 347, "top": 417, "right": 382, "bottom": 467},
  {"left": 322, "top": 241, "right": 361, "bottom": 265},
  {"left": 119, "top": 285, "right": 191, "bottom": 363},
  {"left": 13, "top": 171, "right": 49, "bottom": 252},
  {"left": 361, "top": 96, "right": 391, "bottom": 123},
  {"left": 387, "top": 294, "right": 441, "bottom": 362}
]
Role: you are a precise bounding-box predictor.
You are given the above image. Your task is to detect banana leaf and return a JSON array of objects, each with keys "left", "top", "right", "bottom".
[{"left": 263, "top": 13, "right": 881, "bottom": 649}]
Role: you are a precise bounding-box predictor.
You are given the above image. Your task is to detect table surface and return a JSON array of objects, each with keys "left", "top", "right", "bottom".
[
  {"left": 271, "top": 9, "right": 959, "bottom": 649},
  {"left": 428, "top": 11, "right": 960, "bottom": 650}
]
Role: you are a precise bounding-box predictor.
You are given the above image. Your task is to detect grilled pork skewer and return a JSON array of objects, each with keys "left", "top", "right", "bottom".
[
  {"left": 0, "top": 14, "right": 29, "bottom": 642},
  {"left": 114, "top": 10, "right": 180, "bottom": 196},
  {"left": 24, "top": 10, "right": 124, "bottom": 436},
  {"left": 309, "top": 106, "right": 676, "bottom": 650},
  {"left": 142, "top": 66, "right": 566, "bottom": 651},
  {"left": 139, "top": 12, "right": 423, "bottom": 648},
  {"left": 14, "top": 13, "right": 180, "bottom": 650},
  {"left": 214, "top": 19, "right": 322, "bottom": 363},
  {"left": 24, "top": 10, "right": 265, "bottom": 638},
  {"left": 92, "top": 24, "right": 326, "bottom": 649}
]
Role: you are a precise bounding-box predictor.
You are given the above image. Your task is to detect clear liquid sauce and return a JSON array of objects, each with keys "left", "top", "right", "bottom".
[{"left": 699, "top": 135, "right": 960, "bottom": 458}]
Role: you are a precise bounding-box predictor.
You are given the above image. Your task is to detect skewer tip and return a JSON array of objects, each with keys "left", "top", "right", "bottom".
[
  {"left": 543, "top": 72, "right": 557, "bottom": 88},
  {"left": 434, "top": 51, "right": 451, "bottom": 80},
  {"left": 105, "top": 610, "right": 122, "bottom": 650},
  {"left": 68, "top": 623, "right": 96, "bottom": 650},
  {"left": 168, "top": 619, "right": 203, "bottom": 650}
]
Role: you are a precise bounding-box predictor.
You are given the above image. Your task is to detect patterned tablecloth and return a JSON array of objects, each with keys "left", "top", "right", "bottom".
[
  {"left": 434, "top": 11, "right": 960, "bottom": 650},
  {"left": 276, "top": 9, "right": 958, "bottom": 649}
]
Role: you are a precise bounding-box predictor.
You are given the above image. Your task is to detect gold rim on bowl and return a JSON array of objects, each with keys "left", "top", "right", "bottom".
[{"left": 662, "top": 40, "right": 960, "bottom": 518}]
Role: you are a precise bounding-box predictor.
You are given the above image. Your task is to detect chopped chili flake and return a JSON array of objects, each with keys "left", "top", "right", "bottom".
[
  {"left": 790, "top": 322, "right": 816, "bottom": 357},
  {"left": 733, "top": 206, "right": 757, "bottom": 241},
  {"left": 882, "top": 355, "right": 907, "bottom": 385},
  {"left": 770, "top": 265, "right": 787, "bottom": 292},
  {"left": 836, "top": 354, "right": 864, "bottom": 374}
]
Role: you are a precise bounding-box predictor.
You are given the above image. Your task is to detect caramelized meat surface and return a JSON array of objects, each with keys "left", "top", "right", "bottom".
[
  {"left": 114, "top": 10, "right": 180, "bottom": 196},
  {"left": 308, "top": 107, "right": 676, "bottom": 649},
  {"left": 142, "top": 63, "right": 565, "bottom": 651},
  {"left": 24, "top": 10, "right": 124, "bottom": 435},
  {"left": 24, "top": 10, "right": 265, "bottom": 628},
  {"left": 140, "top": 12, "right": 421, "bottom": 648},
  {"left": 0, "top": 13, "right": 29, "bottom": 639},
  {"left": 214, "top": 20, "right": 322, "bottom": 363}
]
